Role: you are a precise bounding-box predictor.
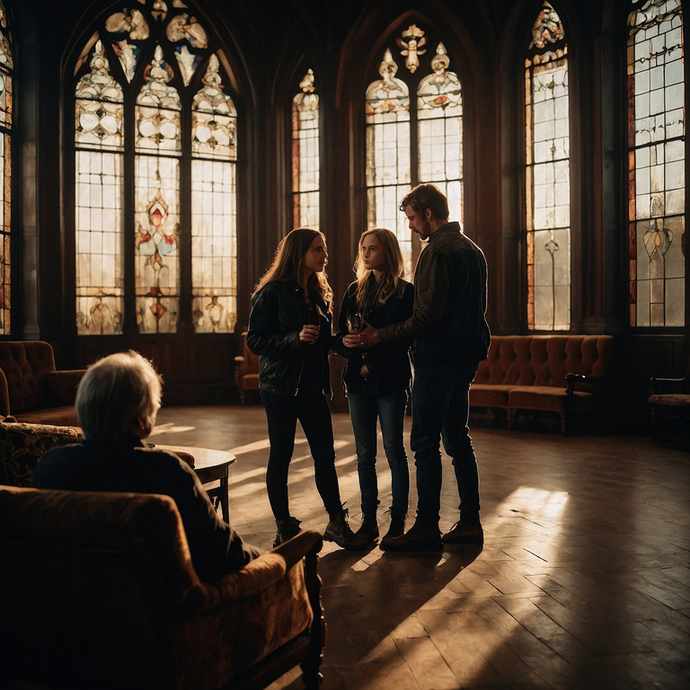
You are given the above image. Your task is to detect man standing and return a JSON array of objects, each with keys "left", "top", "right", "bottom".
[{"left": 357, "top": 184, "right": 490, "bottom": 550}]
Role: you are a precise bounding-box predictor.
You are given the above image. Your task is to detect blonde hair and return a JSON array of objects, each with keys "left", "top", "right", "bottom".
[
  {"left": 353, "top": 228, "right": 407, "bottom": 312},
  {"left": 253, "top": 227, "right": 333, "bottom": 309},
  {"left": 76, "top": 351, "right": 162, "bottom": 442}
]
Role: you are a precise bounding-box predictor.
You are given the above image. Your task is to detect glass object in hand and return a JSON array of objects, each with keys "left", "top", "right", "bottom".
[{"left": 347, "top": 312, "right": 364, "bottom": 331}]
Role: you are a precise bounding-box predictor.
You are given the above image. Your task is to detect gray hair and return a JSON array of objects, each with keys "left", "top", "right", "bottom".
[{"left": 76, "top": 351, "right": 162, "bottom": 441}]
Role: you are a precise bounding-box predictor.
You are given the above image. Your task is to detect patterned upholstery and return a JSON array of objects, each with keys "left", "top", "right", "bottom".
[
  {"left": 0, "top": 341, "right": 85, "bottom": 425},
  {"left": 471, "top": 335, "right": 614, "bottom": 434},
  {"left": 0, "top": 486, "right": 324, "bottom": 690},
  {"left": 0, "top": 421, "right": 81, "bottom": 486}
]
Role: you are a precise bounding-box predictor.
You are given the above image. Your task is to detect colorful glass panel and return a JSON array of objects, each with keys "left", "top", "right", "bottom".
[
  {"left": 365, "top": 48, "right": 411, "bottom": 269},
  {"left": 135, "top": 157, "right": 180, "bottom": 333},
  {"left": 191, "top": 54, "right": 237, "bottom": 160},
  {"left": 417, "top": 43, "right": 463, "bottom": 268},
  {"left": 135, "top": 45, "right": 181, "bottom": 153},
  {"left": 627, "top": 0, "right": 684, "bottom": 327},
  {"left": 191, "top": 159, "right": 236, "bottom": 332},
  {"left": 525, "top": 2, "right": 570, "bottom": 331},
  {"left": 75, "top": 151, "right": 124, "bottom": 335},
  {"left": 292, "top": 69, "right": 320, "bottom": 229},
  {"left": 0, "top": 0, "right": 11, "bottom": 334},
  {"left": 75, "top": 40, "right": 124, "bottom": 150},
  {"left": 104, "top": 8, "right": 150, "bottom": 82}
]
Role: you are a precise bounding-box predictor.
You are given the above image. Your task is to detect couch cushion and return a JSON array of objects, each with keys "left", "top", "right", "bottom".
[
  {"left": 508, "top": 386, "right": 595, "bottom": 412},
  {"left": 648, "top": 393, "right": 690, "bottom": 408},
  {"left": 11, "top": 405, "right": 80, "bottom": 427},
  {"left": 0, "top": 421, "right": 81, "bottom": 487},
  {"left": 469, "top": 384, "right": 513, "bottom": 408}
]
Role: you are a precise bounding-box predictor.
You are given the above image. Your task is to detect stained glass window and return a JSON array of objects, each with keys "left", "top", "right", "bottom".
[
  {"left": 525, "top": 2, "right": 570, "bottom": 331},
  {"left": 627, "top": 0, "right": 684, "bottom": 327},
  {"left": 73, "top": 0, "right": 237, "bottom": 335},
  {"left": 292, "top": 69, "right": 320, "bottom": 229},
  {"left": 0, "top": 1, "right": 13, "bottom": 334},
  {"left": 365, "top": 26, "right": 462, "bottom": 276}
]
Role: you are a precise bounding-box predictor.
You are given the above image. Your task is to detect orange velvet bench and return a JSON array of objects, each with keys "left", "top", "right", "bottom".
[{"left": 470, "top": 335, "right": 614, "bottom": 435}]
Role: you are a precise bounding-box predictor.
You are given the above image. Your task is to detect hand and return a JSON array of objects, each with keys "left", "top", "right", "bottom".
[
  {"left": 357, "top": 321, "right": 380, "bottom": 348},
  {"left": 342, "top": 333, "right": 360, "bottom": 348},
  {"left": 299, "top": 324, "right": 320, "bottom": 344}
]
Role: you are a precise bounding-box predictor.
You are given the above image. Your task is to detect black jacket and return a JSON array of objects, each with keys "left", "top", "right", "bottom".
[
  {"left": 379, "top": 222, "right": 490, "bottom": 367},
  {"left": 247, "top": 280, "right": 333, "bottom": 396},
  {"left": 33, "top": 435, "right": 258, "bottom": 581},
  {"left": 334, "top": 274, "right": 414, "bottom": 396}
]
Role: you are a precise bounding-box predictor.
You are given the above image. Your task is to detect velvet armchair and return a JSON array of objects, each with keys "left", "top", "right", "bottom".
[{"left": 0, "top": 486, "right": 325, "bottom": 690}]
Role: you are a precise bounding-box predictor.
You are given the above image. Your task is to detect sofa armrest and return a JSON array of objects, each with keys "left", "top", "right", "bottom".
[
  {"left": 565, "top": 373, "right": 605, "bottom": 396},
  {"left": 200, "top": 530, "right": 323, "bottom": 607},
  {"left": 234, "top": 355, "right": 247, "bottom": 377},
  {"left": 650, "top": 376, "right": 688, "bottom": 395},
  {"left": 46, "top": 370, "right": 87, "bottom": 406}
]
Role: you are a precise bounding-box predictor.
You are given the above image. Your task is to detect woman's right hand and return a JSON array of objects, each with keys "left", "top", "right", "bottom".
[
  {"left": 299, "top": 324, "right": 320, "bottom": 344},
  {"left": 342, "top": 333, "right": 361, "bottom": 349}
]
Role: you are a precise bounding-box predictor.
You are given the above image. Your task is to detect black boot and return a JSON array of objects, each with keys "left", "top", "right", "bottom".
[
  {"left": 380, "top": 509, "right": 406, "bottom": 548},
  {"left": 273, "top": 516, "right": 302, "bottom": 547},
  {"left": 355, "top": 510, "right": 379, "bottom": 543},
  {"left": 324, "top": 509, "right": 369, "bottom": 551},
  {"left": 380, "top": 516, "right": 442, "bottom": 552}
]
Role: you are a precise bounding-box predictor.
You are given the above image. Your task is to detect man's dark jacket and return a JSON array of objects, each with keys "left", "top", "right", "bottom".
[
  {"left": 378, "top": 222, "right": 490, "bottom": 366},
  {"left": 33, "top": 435, "right": 258, "bottom": 580}
]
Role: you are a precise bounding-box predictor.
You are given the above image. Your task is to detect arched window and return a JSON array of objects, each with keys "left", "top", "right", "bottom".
[
  {"left": 365, "top": 25, "right": 463, "bottom": 276},
  {"left": 627, "top": 0, "right": 684, "bottom": 327},
  {"left": 292, "top": 68, "right": 319, "bottom": 229},
  {"left": 73, "top": 0, "right": 237, "bottom": 335},
  {"left": 525, "top": 2, "right": 570, "bottom": 331},
  {"left": 0, "top": 0, "right": 13, "bottom": 334}
]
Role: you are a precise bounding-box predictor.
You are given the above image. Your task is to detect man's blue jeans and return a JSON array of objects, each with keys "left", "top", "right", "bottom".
[
  {"left": 348, "top": 390, "right": 410, "bottom": 515},
  {"left": 261, "top": 390, "right": 343, "bottom": 520},
  {"left": 410, "top": 362, "right": 480, "bottom": 524}
]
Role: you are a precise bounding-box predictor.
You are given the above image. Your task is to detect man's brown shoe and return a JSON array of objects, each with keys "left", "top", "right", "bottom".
[
  {"left": 380, "top": 518, "right": 442, "bottom": 552},
  {"left": 441, "top": 519, "right": 483, "bottom": 545}
]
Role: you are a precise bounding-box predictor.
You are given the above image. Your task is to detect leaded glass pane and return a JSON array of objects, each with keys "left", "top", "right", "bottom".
[
  {"left": 192, "top": 54, "right": 237, "bottom": 160},
  {"left": 135, "top": 156, "right": 180, "bottom": 333},
  {"left": 526, "top": 3, "right": 570, "bottom": 331},
  {"left": 104, "top": 8, "right": 150, "bottom": 82},
  {"left": 628, "top": 0, "right": 684, "bottom": 326},
  {"left": 167, "top": 12, "right": 207, "bottom": 85},
  {"left": 191, "top": 159, "right": 236, "bottom": 333},
  {"left": 417, "top": 42, "right": 463, "bottom": 273},
  {"left": 75, "top": 40, "right": 124, "bottom": 150},
  {"left": 136, "top": 45, "right": 181, "bottom": 153},
  {"left": 75, "top": 150, "right": 124, "bottom": 335},
  {"left": 292, "top": 69, "right": 320, "bottom": 229}
]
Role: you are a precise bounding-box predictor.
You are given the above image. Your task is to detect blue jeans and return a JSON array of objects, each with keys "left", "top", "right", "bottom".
[
  {"left": 410, "top": 363, "right": 480, "bottom": 524},
  {"left": 348, "top": 390, "right": 409, "bottom": 515},
  {"left": 261, "top": 390, "right": 343, "bottom": 519}
]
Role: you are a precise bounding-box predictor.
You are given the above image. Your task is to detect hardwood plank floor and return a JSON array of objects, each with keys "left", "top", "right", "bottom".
[{"left": 151, "top": 405, "right": 690, "bottom": 690}]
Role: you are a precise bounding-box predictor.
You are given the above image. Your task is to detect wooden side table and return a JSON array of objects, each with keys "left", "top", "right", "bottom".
[{"left": 156, "top": 445, "right": 236, "bottom": 522}]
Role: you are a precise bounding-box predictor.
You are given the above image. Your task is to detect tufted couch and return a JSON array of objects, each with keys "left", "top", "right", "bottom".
[
  {"left": 470, "top": 335, "right": 614, "bottom": 435},
  {"left": 0, "top": 341, "right": 86, "bottom": 426},
  {"left": 0, "top": 486, "right": 325, "bottom": 690}
]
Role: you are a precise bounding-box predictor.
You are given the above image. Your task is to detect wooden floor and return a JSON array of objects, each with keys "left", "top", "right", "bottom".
[{"left": 151, "top": 405, "right": 690, "bottom": 690}]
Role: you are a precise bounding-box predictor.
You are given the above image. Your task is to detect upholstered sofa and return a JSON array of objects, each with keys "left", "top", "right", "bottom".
[
  {"left": 471, "top": 335, "right": 614, "bottom": 435},
  {"left": 649, "top": 375, "right": 690, "bottom": 446},
  {"left": 0, "top": 341, "right": 86, "bottom": 426},
  {"left": 0, "top": 486, "right": 325, "bottom": 690},
  {"left": 234, "top": 331, "right": 260, "bottom": 404}
]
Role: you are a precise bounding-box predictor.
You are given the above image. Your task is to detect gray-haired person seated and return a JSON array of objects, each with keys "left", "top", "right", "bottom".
[{"left": 33, "top": 350, "right": 261, "bottom": 580}]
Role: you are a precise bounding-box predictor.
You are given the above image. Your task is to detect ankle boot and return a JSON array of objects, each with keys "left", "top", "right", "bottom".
[
  {"left": 380, "top": 509, "right": 406, "bottom": 547},
  {"left": 273, "top": 516, "right": 302, "bottom": 547},
  {"left": 324, "top": 509, "right": 369, "bottom": 551},
  {"left": 355, "top": 510, "right": 379, "bottom": 543},
  {"left": 380, "top": 516, "right": 442, "bottom": 552}
]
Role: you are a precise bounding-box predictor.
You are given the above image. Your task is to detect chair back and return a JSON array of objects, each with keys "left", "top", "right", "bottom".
[{"left": 0, "top": 341, "right": 57, "bottom": 415}]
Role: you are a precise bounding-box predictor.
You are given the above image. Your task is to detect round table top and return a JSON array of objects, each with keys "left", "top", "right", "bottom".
[{"left": 155, "top": 444, "right": 236, "bottom": 470}]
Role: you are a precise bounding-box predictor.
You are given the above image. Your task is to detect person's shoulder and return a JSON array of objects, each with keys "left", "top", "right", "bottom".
[{"left": 33, "top": 443, "right": 84, "bottom": 486}]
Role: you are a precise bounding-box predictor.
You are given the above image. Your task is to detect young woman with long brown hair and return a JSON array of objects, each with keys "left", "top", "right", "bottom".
[{"left": 247, "top": 228, "right": 366, "bottom": 550}]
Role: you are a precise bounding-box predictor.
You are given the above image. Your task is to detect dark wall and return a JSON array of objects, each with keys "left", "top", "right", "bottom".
[{"left": 5, "top": 0, "right": 688, "bottom": 425}]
